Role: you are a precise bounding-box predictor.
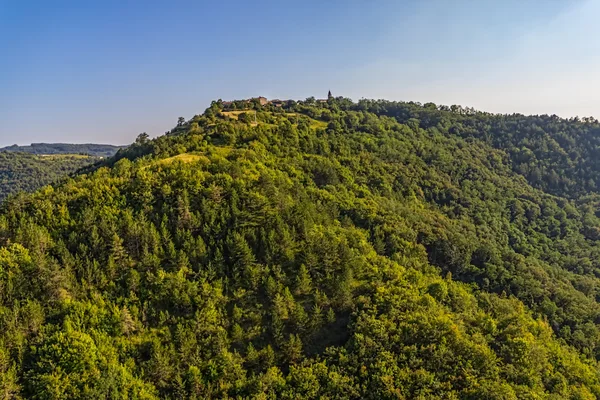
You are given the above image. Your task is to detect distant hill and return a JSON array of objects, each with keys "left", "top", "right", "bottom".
[
  {"left": 0, "top": 152, "right": 100, "bottom": 201},
  {"left": 0, "top": 142, "right": 126, "bottom": 157}
]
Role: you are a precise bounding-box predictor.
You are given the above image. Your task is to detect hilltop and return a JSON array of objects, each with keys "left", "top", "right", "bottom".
[{"left": 2, "top": 97, "right": 600, "bottom": 398}]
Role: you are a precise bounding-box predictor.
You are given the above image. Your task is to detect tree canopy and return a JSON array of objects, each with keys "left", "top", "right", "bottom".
[{"left": 2, "top": 97, "right": 600, "bottom": 398}]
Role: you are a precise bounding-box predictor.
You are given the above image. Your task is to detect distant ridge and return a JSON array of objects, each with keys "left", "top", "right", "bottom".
[{"left": 0, "top": 143, "right": 126, "bottom": 157}]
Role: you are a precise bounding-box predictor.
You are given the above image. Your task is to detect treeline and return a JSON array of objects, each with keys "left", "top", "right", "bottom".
[
  {"left": 2, "top": 99, "right": 600, "bottom": 398},
  {"left": 1, "top": 143, "right": 125, "bottom": 157}
]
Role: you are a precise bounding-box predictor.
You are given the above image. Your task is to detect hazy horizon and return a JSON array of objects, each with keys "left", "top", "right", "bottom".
[{"left": 1, "top": 0, "right": 596, "bottom": 147}]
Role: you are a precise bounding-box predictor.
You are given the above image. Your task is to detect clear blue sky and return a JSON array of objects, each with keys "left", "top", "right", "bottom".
[{"left": 0, "top": 0, "right": 595, "bottom": 146}]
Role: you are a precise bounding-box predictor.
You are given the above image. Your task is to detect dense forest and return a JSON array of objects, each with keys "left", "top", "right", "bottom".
[
  {"left": 0, "top": 143, "right": 125, "bottom": 157},
  {"left": 0, "top": 152, "right": 100, "bottom": 201},
  {"left": 3, "top": 97, "right": 600, "bottom": 398}
]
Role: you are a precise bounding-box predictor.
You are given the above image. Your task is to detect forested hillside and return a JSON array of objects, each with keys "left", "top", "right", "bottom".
[
  {"left": 0, "top": 152, "right": 100, "bottom": 201},
  {"left": 3, "top": 97, "right": 600, "bottom": 398},
  {"left": 1, "top": 143, "right": 125, "bottom": 157},
  {"left": 355, "top": 100, "right": 600, "bottom": 199}
]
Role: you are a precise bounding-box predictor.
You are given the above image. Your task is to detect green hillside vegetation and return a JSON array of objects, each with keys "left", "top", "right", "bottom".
[
  {"left": 1, "top": 143, "right": 125, "bottom": 157},
  {"left": 3, "top": 97, "right": 600, "bottom": 398},
  {"left": 351, "top": 101, "right": 600, "bottom": 200},
  {"left": 0, "top": 152, "right": 100, "bottom": 201}
]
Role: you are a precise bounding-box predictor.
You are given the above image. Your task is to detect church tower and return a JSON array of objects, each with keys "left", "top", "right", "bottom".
[{"left": 328, "top": 90, "right": 333, "bottom": 100}]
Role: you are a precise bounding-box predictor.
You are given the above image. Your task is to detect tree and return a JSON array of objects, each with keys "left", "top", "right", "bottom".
[
  {"left": 285, "top": 334, "right": 303, "bottom": 364},
  {"left": 136, "top": 132, "right": 150, "bottom": 145},
  {"left": 25, "top": 330, "right": 101, "bottom": 398},
  {"left": 295, "top": 264, "right": 312, "bottom": 295}
]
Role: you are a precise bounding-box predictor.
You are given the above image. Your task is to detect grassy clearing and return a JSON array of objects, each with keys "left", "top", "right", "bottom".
[
  {"left": 221, "top": 111, "right": 254, "bottom": 120},
  {"left": 222, "top": 111, "right": 259, "bottom": 126},
  {"left": 308, "top": 119, "right": 328, "bottom": 129},
  {"left": 155, "top": 153, "right": 209, "bottom": 166}
]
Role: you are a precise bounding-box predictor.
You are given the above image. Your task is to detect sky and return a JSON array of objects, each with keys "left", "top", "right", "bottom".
[{"left": 0, "top": 0, "right": 597, "bottom": 146}]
